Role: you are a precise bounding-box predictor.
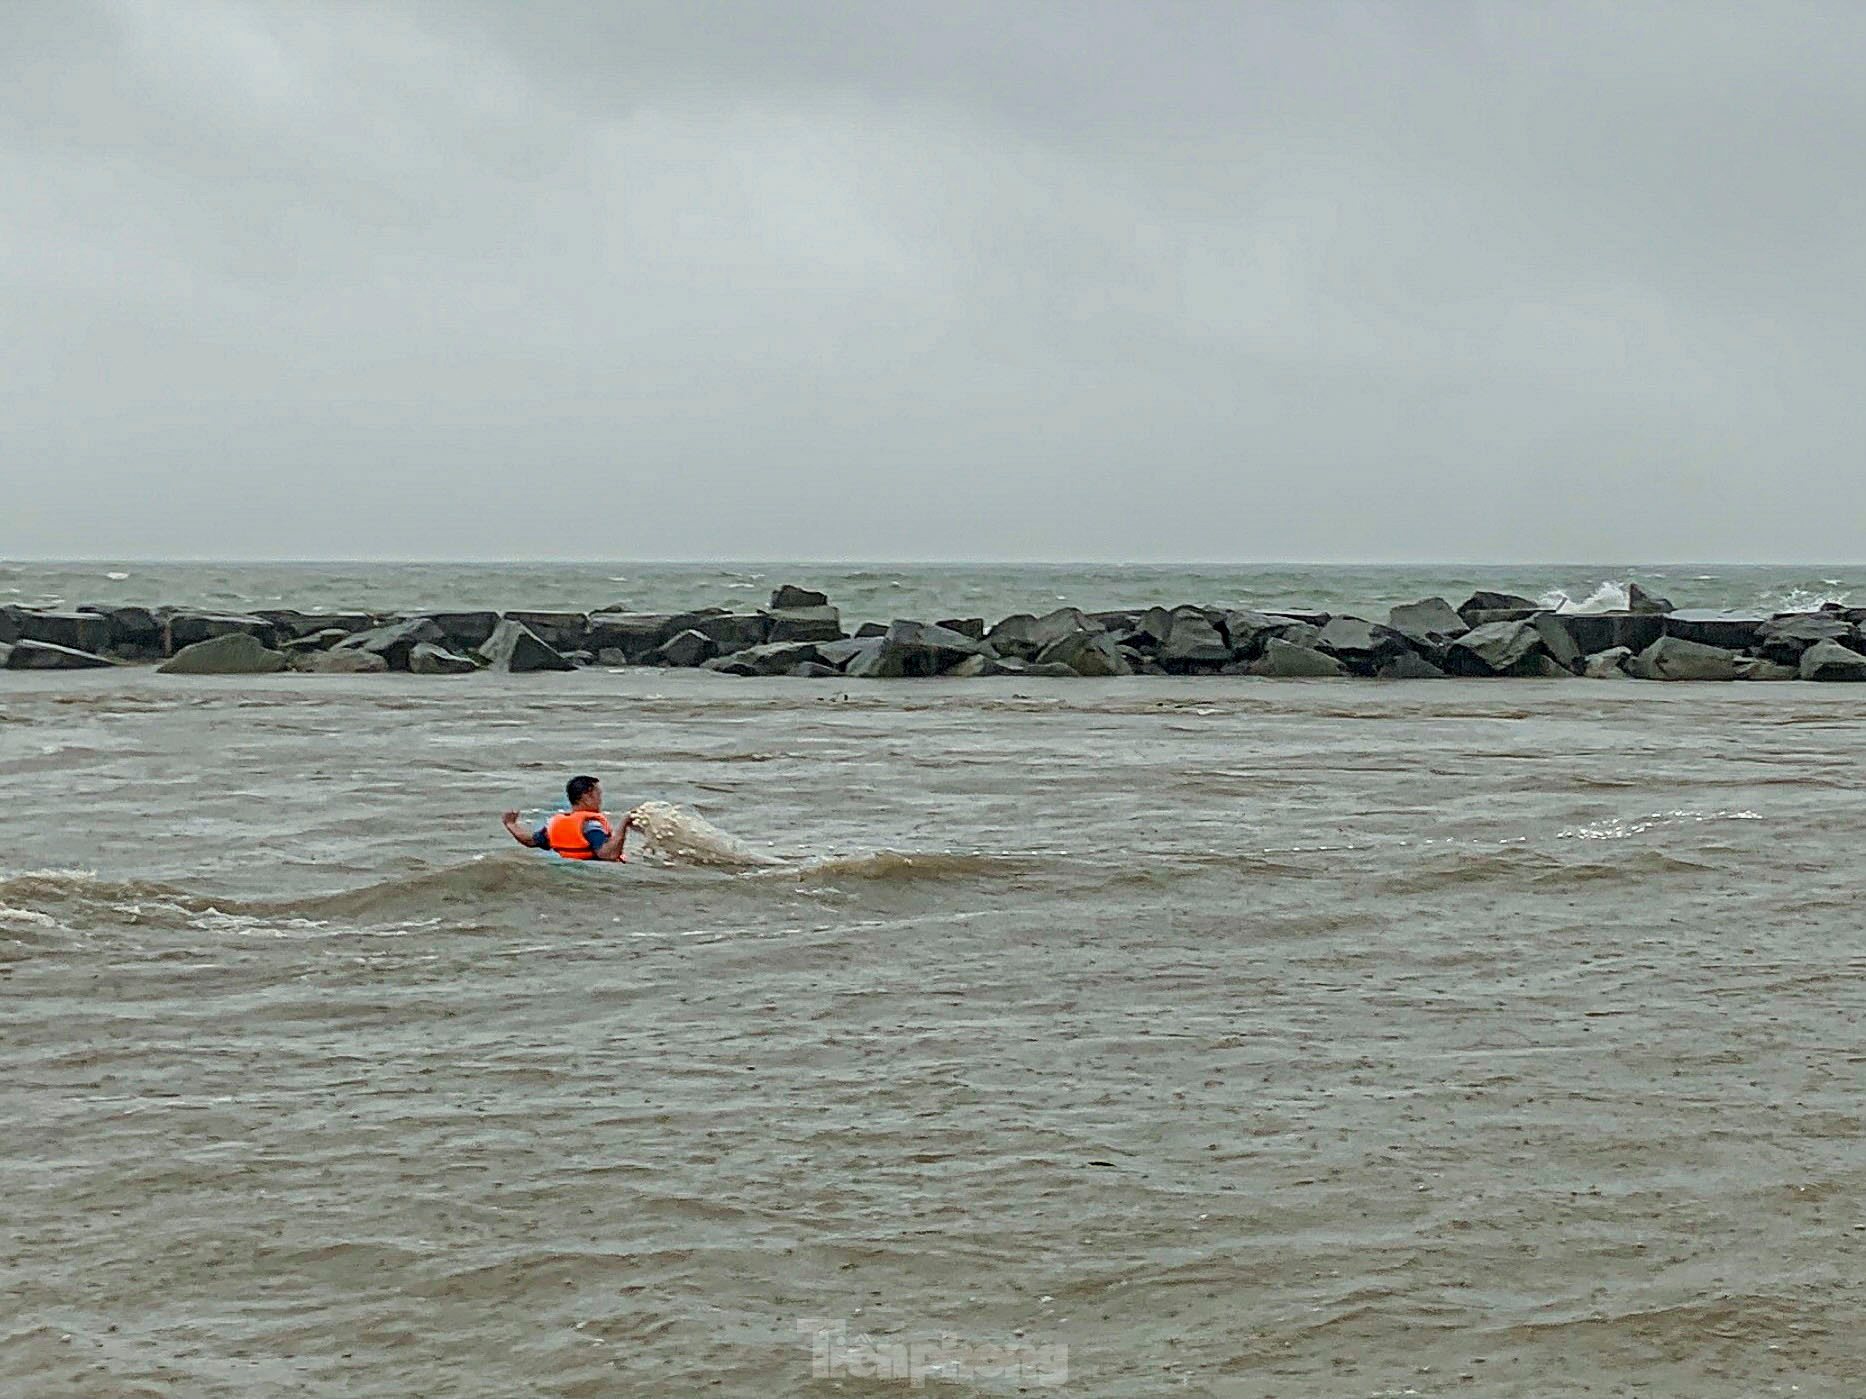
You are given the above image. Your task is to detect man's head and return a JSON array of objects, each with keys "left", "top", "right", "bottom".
[{"left": 566, "top": 775, "right": 602, "bottom": 810}]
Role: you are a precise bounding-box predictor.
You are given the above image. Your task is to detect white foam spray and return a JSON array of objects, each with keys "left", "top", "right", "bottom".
[{"left": 624, "top": 802, "right": 780, "bottom": 869}]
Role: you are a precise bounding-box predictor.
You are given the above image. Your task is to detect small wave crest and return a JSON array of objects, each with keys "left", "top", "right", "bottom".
[{"left": 780, "top": 850, "right": 1040, "bottom": 883}]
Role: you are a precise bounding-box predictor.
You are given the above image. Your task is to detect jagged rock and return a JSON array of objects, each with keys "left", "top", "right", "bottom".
[
  {"left": 1315, "top": 617, "right": 1416, "bottom": 675},
  {"left": 1220, "top": 610, "right": 1293, "bottom": 659},
  {"left": 15, "top": 610, "right": 112, "bottom": 654},
  {"left": 854, "top": 621, "right": 887, "bottom": 639},
  {"left": 1126, "top": 607, "right": 1176, "bottom": 649},
  {"left": 408, "top": 642, "right": 478, "bottom": 675},
  {"left": 256, "top": 609, "right": 376, "bottom": 641},
  {"left": 476, "top": 618, "right": 574, "bottom": 673},
  {"left": 815, "top": 638, "right": 873, "bottom": 669},
  {"left": 334, "top": 617, "right": 446, "bottom": 670},
  {"left": 684, "top": 613, "right": 768, "bottom": 652},
  {"left": 1627, "top": 583, "right": 1674, "bottom": 614},
  {"left": 984, "top": 608, "right": 1101, "bottom": 661},
  {"left": 1799, "top": 639, "right": 1866, "bottom": 681},
  {"left": 1629, "top": 636, "right": 1742, "bottom": 681},
  {"left": 79, "top": 605, "right": 163, "bottom": 658},
  {"left": 706, "top": 641, "right": 823, "bottom": 676},
  {"left": 1553, "top": 612, "right": 1666, "bottom": 655},
  {"left": 165, "top": 612, "right": 279, "bottom": 652},
  {"left": 299, "top": 648, "right": 389, "bottom": 674},
  {"left": 585, "top": 612, "right": 671, "bottom": 659},
  {"left": 1158, "top": 607, "right": 1230, "bottom": 670},
  {"left": 7, "top": 639, "right": 115, "bottom": 670},
  {"left": 158, "top": 632, "right": 286, "bottom": 675},
  {"left": 1375, "top": 650, "right": 1447, "bottom": 679},
  {"left": 504, "top": 611, "right": 587, "bottom": 652},
  {"left": 936, "top": 617, "right": 985, "bottom": 641},
  {"left": 281, "top": 628, "right": 352, "bottom": 653},
  {"left": 595, "top": 648, "right": 627, "bottom": 667},
  {"left": 1755, "top": 613, "right": 1856, "bottom": 663},
  {"left": 1527, "top": 613, "right": 1583, "bottom": 673},
  {"left": 417, "top": 611, "right": 501, "bottom": 651},
  {"left": 1247, "top": 638, "right": 1346, "bottom": 677},
  {"left": 942, "top": 654, "right": 990, "bottom": 677},
  {"left": 1036, "top": 631, "right": 1132, "bottom": 677},
  {"left": 761, "top": 605, "right": 843, "bottom": 644},
  {"left": 0, "top": 642, "right": 10, "bottom": 665},
  {"left": 788, "top": 661, "right": 841, "bottom": 677},
  {"left": 1445, "top": 620, "right": 1546, "bottom": 676},
  {"left": 1583, "top": 647, "right": 1633, "bottom": 678},
  {"left": 770, "top": 585, "right": 828, "bottom": 609},
  {"left": 881, "top": 620, "right": 984, "bottom": 675},
  {"left": 1457, "top": 591, "right": 1538, "bottom": 624},
  {"left": 1736, "top": 656, "right": 1798, "bottom": 681},
  {"left": 1662, "top": 611, "right": 1766, "bottom": 650},
  {"left": 1387, "top": 597, "right": 1467, "bottom": 643},
  {"left": 649, "top": 629, "right": 717, "bottom": 668},
  {"left": 0, "top": 607, "right": 18, "bottom": 644}
]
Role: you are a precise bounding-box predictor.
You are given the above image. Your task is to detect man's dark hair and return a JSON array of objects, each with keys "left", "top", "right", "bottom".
[{"left": 567, "top": 775, "right": 600, "bottom": 805}]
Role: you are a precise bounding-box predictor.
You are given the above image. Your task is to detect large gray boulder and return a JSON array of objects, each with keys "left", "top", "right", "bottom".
[
  {"left": 1158, "top": 607, "right": 1231, "bottom": 669},
  {"left": 585, "top": 613, "right": 683, "bottom": 661},
  {"left": 1736, "top": 656, "right": 1799, "bottom": 681},
  {"left": 476, "top": 618, "right": 574, "bottom": 673},
  {"left": 1583, "top": 647, "right": 1632, "bottom": 678},
  {"left": 1756, "top": 613, "right": 1856, "bottom": 664},
  {"left": 334, "top": 617, "right": 446, "bottom": 670},
  {"left": 1628, "top": 636, "right": 1742, "bottom": 681},
  {"left": 683, "top": 612, "right": 768, "bottom": 652},
  {"left": 761, "top": 605, "right": 843, "bottom": 644},
  {"left": 1387, "top": 597, "right": 1467, "bottom": 644},
  {"left": 417, "top": 611, "right": 501, "bottom": 652},
  {"left": 707, "top": 641, "right": 823, "bottom": 676},
  {"left": 158, "top": 632, "right": 287, "bottom": 675},
  {"left": 298, "top": 648, "right": 390, "bottom": 674},
  {"left": 770, "top": 584, "right": 828, "bottom": 609},
  {"left": 1553, "top": 612, "right": 1666, "bottom": 656},
  {"left": 256, "top": 609, "right": 376, "bottom": 642},
  {"left": 1799, "top": 639, "right": 1866, "bottom": 681},
  {"left": 1036, "top": 630, "right": 1132, "bottom": 677},
  {"left": 7, "top": 639, "right": 115, "bottom": 670},
  {"left": 1662, "top": 611, "right": 1767, "bottom": 650},
  {"left": 80, "top": 605, "right": 163, "bottom": 658},
  {"left": 1527, "top": 613, "right": 1583, "bottom": 673},
  {"left": 984, "top": 608, "right": 1101, "bottom": 661},
  {"left": 165, "top": 612, "right": 279, "bottom": 652},
  {"left": 1315, "top": 617, "right": 1416, "bottom": 675},
  {"left": 1445, "top": 620, "right": 1546, "bottom": 676},
  {"left": 1219, "top": 609, "right": 1298, "bottom": 659},
  {"left": 504, "top": 611, "right": 588, "bottom": 653},
  {"left": 1247, "top": 638, "right": 1345, "bottom": 677},
  {"left": 408, "top": 642, "right": 478, "bottom": 675},
  {"left": 648, "top": 629, "right": 718, "bottom": 668},
  {"left": 16, "top": 610, "right": 112, "bottom": 655},
  {"left": 1627, "top": 582, "right": 1675, "bottom": 614},
  {"left": 1457, "top": 590, "right": 1538, "bottom": 624}
]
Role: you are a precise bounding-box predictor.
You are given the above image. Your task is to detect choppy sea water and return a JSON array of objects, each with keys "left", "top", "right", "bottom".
[
  {"left": 5, "top": 648, "right": 1866, "bottom": 1396},
  {"left": 5, "top": 558, "right": 1866, "bottom": 620}
]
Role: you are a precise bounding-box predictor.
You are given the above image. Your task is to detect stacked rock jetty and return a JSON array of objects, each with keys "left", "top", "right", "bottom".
[{"left": 5, "top": 582, "right": 1866, "bottom": 682}]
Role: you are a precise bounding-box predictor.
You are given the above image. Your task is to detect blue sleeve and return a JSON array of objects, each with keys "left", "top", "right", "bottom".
[
  {"left": 585, "top": 818, "right": 611, "bottom": 854},
  {"left": 532, "top": 824, "right": 551, "bottom": 850}
]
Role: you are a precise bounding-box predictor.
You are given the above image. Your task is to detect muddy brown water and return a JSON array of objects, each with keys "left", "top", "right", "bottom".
[{"left": 4, "top": 667, "right": 1863, "bottom": 1396}]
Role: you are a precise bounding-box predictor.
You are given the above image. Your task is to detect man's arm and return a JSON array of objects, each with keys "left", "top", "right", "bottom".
[
  {"left": 502, "top": 810, "right": 541, "bottom": 848},
  {"left": 594, "top": 812, "right": 632, "bottom": 862}
]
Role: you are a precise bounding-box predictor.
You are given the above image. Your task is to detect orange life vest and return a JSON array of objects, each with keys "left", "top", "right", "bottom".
[{"left": 544, "top": 808, "right": 613, "bottom": 860}]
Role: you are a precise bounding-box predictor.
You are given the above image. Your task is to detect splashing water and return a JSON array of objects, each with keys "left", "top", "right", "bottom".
[
  {"left": 624, "top": 801, "right": 780, "bottom": 868},
  {"left": 1541, "top": 580, "right": 1632, "bottom": 613}
]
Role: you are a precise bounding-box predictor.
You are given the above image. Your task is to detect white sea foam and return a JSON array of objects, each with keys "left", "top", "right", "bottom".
[{"left": 1541, "top": 580, "right": 1631, "bottom": 614}]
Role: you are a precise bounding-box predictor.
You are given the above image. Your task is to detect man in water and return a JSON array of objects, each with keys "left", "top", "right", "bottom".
[{"left": 501, "top": 775, "right": 632, "bottom": 861}]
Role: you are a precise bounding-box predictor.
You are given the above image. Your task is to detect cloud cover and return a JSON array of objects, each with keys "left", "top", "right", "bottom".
[{"left": 4, "top": 0, "right": 1864, "bottom": 560}]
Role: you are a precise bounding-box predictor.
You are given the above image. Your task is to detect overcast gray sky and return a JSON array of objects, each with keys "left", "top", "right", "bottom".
[{"left": 4, "top": 0, "right": 1864, "bottom": 561}]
